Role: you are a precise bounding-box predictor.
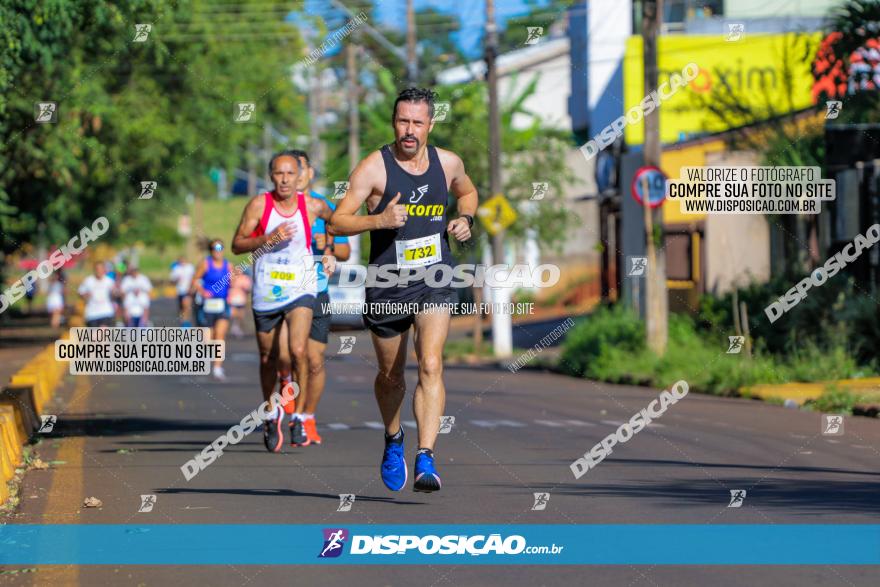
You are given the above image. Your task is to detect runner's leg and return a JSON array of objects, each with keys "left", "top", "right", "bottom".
[
  {"left": 302, "top": 338, "right": 327, "bottom": 444},
  {"left": 256, "top": 326, "right": 282, "bottom": 403},
  {"left": 372, "top": 330, "right": 410, "bottom": 490},
  {"left": 285, "top": 305, "right": 313, "bottom": 445},
  {"left": 256, "top": 322, "right": 284, "bottom": 452},
  {"left": 212, "top": 317, "right": 229, "bottom": 376},
  {"left": 371, "top": 331, "right": 409, "bottom": 436},
  {"left": 410, "top": 308, "right": 450, "bottom": 492},
  {"left": 304, "top": 338, "right": 326, "bottom": 414},
  {"left": 277, "top": 320, "right": 292, "bottom": 410},
  {"left": 412, "top": 310, "right": 450, "bottom": 451}
]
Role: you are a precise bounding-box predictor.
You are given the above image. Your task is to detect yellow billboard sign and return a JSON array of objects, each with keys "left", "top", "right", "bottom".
[{"left": 623, "top": 33, "right": 821, "bottom": 145}]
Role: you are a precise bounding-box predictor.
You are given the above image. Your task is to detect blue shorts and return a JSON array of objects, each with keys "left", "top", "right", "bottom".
[{"left": 196, "top": 302, "right": 231, "bottom": 328}]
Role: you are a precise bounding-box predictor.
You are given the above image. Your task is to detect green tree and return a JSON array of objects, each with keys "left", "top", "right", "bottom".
[{"left": 0, "top": 0, "right": 308, "bottom": 268}]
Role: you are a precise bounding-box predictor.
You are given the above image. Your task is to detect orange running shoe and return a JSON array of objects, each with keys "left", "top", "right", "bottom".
[{"left": 303, "top": 418, "right": 322, "bottom": 445}]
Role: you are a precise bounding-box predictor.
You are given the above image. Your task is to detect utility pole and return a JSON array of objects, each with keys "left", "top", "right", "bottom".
[
  {"left": 315, "top": 64, "right": 326, "bottom": 174},
  {"left": 262, "top": 121, "right": 272, "bottom": 178},
  {"left": 642, "top": 0, "right": 668, "bottom": 354},
  {"left": 246, "top": 142, "right": 256, "bottom": 197},
  {"left": 406, "top": 0, "right": 418, "bottom": 84},
  {"left": 485, "top": 0, "right": 512, "bottom": 358},
  {"left": 346, "top": 32, "right": 362, "bottom": 263},
  {"left": 346, "top": 38, "right": 360, "bottom": 169}
]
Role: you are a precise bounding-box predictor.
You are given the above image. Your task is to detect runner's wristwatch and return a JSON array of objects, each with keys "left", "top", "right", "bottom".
[{"left": 460, "top": 214, "right": 474, "bottom": 228}]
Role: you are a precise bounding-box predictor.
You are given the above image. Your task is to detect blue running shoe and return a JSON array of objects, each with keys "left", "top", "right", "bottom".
[
  {"left": 380, "top": 431, "right": 407, "bottom": 491},
  {"left": 413, "top": 450, "right": 441, "bottom": 493}
]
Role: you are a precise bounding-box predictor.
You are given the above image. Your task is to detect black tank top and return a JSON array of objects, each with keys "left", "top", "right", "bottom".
[{"left": 368, "top": 144, "right": 452, "bottom": 301}]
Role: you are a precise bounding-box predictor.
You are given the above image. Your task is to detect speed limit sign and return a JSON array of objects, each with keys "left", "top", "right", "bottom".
[{"left": 631, "top": 166, "right": 668, "bottom": 208}]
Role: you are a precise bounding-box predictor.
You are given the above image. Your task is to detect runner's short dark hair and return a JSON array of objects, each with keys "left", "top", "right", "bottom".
[
  {"left": 268, "top": 150, "right": 303, "bottom": 174},
  {"left": 288, "top": 149, "right": 310, "bottom": 166},
  {"left": 392, "top": 87, "right": 436, "bottom": 122}
]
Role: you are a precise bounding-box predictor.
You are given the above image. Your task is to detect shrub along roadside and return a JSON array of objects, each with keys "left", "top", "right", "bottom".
[{"left": 558, "top": 305, "right": 873, "bottom": 403}]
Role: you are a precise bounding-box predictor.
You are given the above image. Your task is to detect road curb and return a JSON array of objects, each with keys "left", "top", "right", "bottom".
[
  {"left": 743, "top": 377, "right": 880, "bottom": 408},
  {"left": 0, "top": 332, "right": 69, "bottom": 505}
]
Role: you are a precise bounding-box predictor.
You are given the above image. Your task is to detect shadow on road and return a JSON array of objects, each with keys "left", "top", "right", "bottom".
[
  {"left": 157, "top": 486, "right": 425, "bottom": 505},
  {"left": 551, "top": 474, "right": 880, "bottom": 514},
  {"left": 43, "top": 415, "right": 237, "bottom": 438}
]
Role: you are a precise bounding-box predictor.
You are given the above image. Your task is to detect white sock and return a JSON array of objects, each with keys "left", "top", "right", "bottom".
[
  {"left": 303, "top": 413, "right": 314, "bottom": 421},
  {"left": 262, "top": 404, "right": 282, "bottom": 421}
]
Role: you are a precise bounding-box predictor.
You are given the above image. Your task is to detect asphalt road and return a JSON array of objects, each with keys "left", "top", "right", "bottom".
[{"left": 2, "top": 299, "right": 879, "bottom": 585}]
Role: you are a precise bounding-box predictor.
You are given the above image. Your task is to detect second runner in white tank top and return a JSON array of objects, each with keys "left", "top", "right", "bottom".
[{"left": 251, "top": 191, "right": 317, "bottom": 312}]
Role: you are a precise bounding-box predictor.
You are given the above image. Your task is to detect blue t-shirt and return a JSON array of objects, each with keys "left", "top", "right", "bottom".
[{"left": 310, "top": 191, "right": 349, "bottom": 294}]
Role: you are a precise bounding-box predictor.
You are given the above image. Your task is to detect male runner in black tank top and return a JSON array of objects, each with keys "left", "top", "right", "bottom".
[{"left": 330, "top": 88, "right": 478, "bottom": 493}]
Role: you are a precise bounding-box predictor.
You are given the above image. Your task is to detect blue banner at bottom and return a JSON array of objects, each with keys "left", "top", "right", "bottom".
[{"left": 1, "top": 525, "right": 878, "bottom": 565}]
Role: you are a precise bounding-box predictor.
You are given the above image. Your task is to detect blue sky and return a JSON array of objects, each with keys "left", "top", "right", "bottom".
[{"left": 303, "top": 0, "right": 557, "bottom": 58}]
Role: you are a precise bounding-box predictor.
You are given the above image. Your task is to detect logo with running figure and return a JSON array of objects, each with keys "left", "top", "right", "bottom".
[
  {"left": 525, "top": 27, "right": 544, "bottom": 45},
  {"left": 433, "top": 102, "right": 450, "bottom": 122},
  {"left": 531, "top": 492, "right": 550, "bottom": 511},
  {"left": 140, "top": 181, "right": 157, "bottom": 200},
  {"left": 34, "top": 102, "right": 57, "bottom": 123},
  {"left": 627, "top": 256, "right": 647, "bottom": 277},
  {"left": 138, "top": 494, "right": 157, "bottom": 513},
  {"left": 318, "top": 528, "right": 349, "bottom": 558},
  {"left": 822, "top": 414, "right": 844, "bottom": 435},
  {"left": 727, "top": 336, "right": 744, "bottom": 354},
  {"left": 530, "top": 182, "right": 548, "bottom": 201},
  {"left": 334, "top": 182, "right": 349, "bottom": 199},
  {"left": 726, "top": 23, "right": 745, "bottom": 42},
  {"left": 133, "top": 24, "right": 152, "bottom": 42},
  {"left": 38, "top": 415, "right": 57, "bottom": 433},
  {"left": 439, "top": 415, "right": 455, "bottom": 434},
  {"left": 728, "top": 489, "right": 746, "bottom": 508},
  {"left": 234, "top": 102, "right": 256, "bottom": 123},
  {"left": 337, "top": 336, "right": 356, "bottom": 355},
  {"left": 337, "top": 494, "right": 355, "bottom": 512},
  {"left": 825, "top": 101, "right": 842, "bottom": 120}
]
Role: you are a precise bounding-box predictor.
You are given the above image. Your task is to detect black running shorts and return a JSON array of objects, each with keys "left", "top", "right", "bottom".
[
  {"left": 252, "top": 295, "right": 315, "bottom": 333},
  {"left": 364, "top": 288, "right": 457, "bottom": 338},
  {"left": 309, "top": 291, "right": 331, "bottom": 344}
]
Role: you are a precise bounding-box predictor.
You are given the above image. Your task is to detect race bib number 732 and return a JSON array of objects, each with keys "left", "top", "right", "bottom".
[{"left": 395, "top": 233, "right": 441, "bottom": 268}]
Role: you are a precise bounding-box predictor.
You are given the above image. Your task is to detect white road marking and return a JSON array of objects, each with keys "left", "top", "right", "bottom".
[
  {"left": 364, "top": 421, "right": 385, "bottom": 430},
  {"left": 535, "top": 420, "right": 564, "bottom": 427},
  {"left": 326, "top": 423, "right": 350, "bottom": 430},
  {"left": 563, "top": 420, "right": 595, "bottom": 427},
  {"left": 470, "top": 419, "right": 526, "bottom": 428}
]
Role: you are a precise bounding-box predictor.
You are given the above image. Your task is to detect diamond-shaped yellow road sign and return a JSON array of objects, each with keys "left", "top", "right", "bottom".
[{"left": 477, "top": 194, "right": 517, "bottom": 236}]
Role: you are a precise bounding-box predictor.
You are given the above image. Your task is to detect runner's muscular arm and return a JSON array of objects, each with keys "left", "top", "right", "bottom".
[
  {"left": 232, "top": 196, "right": 269, "bottom": 254},
  {"left": 329, "top": 151, "right": 405, "bottom": 236},
  {"left": 443, "top": 151, "right": 478, "bottom": 241}
]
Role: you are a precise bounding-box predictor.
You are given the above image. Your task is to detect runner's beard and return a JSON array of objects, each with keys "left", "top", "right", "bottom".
[{"left": 398, "top": 135, "right": 419, "bottom": 155}]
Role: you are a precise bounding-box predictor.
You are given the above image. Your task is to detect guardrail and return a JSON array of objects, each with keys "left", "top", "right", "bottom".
[{"left": 0, "top": 333, "right": 69, "bottom": 505}]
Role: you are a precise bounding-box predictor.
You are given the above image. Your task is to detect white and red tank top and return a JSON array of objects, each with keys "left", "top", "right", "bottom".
[{"left": 250, "top": 191, "right": 316, "bottom": 312}]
